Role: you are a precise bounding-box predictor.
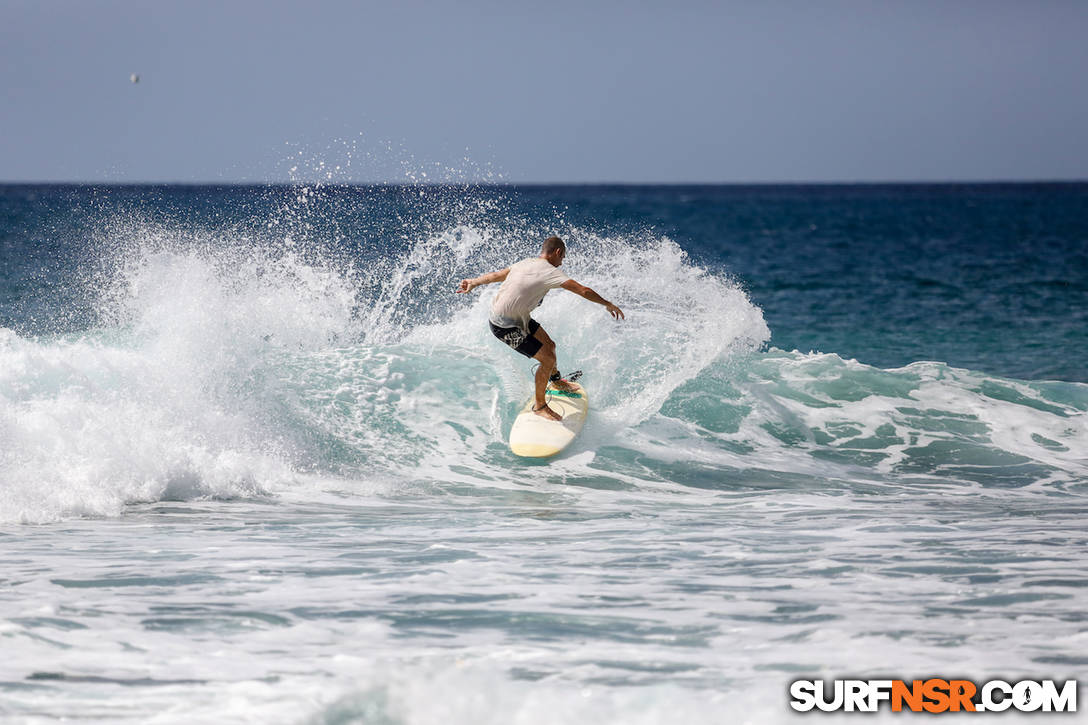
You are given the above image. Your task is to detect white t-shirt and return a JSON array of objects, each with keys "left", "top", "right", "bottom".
[{"left": 489, "top": 257, "right": 569, "bottom": 332}]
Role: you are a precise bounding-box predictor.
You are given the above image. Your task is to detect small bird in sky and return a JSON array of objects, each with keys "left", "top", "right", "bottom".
[{"left": 130, "top": 73, "right": 140, "bottom": 84}]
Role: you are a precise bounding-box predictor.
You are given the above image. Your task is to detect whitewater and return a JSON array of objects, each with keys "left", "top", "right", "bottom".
[{"left": 1, "top": 183, "right": 1085, "bottom": 723}]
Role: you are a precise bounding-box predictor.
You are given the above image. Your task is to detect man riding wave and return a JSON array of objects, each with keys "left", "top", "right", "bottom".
[{"left": 456, "top": 236, "right": 624, "bottom": 421}]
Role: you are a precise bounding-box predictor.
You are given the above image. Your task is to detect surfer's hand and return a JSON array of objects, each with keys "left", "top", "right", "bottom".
[
  {"left": 606, "top": 303, "right": 624, "bottom": 320},
  {"left": 456, "top": 278, "right": 476, "bottom": 294}
]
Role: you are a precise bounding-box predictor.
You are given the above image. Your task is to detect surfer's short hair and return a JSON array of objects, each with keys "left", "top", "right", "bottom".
[{"left": 542, "top": 236, "right": 565, "bottom": 255}]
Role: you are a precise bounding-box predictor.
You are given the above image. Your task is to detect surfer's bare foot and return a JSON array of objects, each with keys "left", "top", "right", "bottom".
[
  {"left": 533, "top": 403, "right": 562, "bottom": 421},
  {"left": 552, "top": 379, "right": 576, "bottom": 392}
]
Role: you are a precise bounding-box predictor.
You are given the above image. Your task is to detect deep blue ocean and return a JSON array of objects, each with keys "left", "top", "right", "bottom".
[{"left": 1, "top": 183, "right": 1086, "bottom": 723}]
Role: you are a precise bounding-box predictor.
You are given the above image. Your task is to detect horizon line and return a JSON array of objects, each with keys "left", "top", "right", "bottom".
[{"left": 2, "top": 178, "right": 1087, "bottom": 187}]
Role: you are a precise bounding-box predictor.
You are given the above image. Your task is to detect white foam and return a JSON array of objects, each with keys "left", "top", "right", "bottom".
[{"left": 0, "top": 226, "right": 363, "bottom": 523}]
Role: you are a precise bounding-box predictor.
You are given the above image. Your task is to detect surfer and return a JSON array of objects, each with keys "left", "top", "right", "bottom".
[{"left": 456, "top": 236, "right": 624, "bottom": 421}]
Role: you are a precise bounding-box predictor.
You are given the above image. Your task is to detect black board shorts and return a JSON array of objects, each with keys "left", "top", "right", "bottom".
[{"left": 490, "top": 318, "right": 542, "bottom": 358}]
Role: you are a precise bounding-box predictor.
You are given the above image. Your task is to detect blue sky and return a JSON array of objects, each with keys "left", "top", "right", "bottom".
[{"left": 2, "top": 0, "right": 1087, "bottom": 183}]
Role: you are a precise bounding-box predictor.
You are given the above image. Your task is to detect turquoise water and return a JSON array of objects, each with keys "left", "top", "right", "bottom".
[{"left": 1, "top": 183, "right": 1086, "bottom": 722}]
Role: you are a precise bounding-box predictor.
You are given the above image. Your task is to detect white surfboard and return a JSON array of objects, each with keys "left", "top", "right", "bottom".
[{"left": 509, "top": 382, "right": 589, "bottom": 458}]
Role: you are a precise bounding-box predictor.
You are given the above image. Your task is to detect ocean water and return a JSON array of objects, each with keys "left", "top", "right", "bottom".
[{"left": 1, "top": 183, "right": 1086, "bottom": 723}]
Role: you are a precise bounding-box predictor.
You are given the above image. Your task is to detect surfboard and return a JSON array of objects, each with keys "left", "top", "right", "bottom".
[{"left": 509, "top": 382, "right": 589, "bottom": 458}]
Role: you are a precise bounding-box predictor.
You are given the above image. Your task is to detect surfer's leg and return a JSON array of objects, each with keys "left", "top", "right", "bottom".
[
  {"left": 530, "top": 327, "right": 562, "bottom": 421},
  {"left": 490, "top": 319, "right": 562, "bottom": 421},
  {"left": 530, "top": 326, "right": 576, "bottom": 392},
  {"left": 531, "top": 327, "right": 559, "bottom": 386}
]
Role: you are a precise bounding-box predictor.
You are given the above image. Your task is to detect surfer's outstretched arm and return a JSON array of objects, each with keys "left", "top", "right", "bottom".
[
  {"left": 456, "top": 268, "right": 509, "bottom": 293},
  {"left": 560, "top": 279, "right": 625, "bottom": 320}
]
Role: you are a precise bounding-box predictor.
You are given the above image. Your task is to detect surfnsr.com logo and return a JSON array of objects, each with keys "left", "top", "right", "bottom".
[{"left": 789, "top": 679, "right": 1078, "bottom": 713}]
